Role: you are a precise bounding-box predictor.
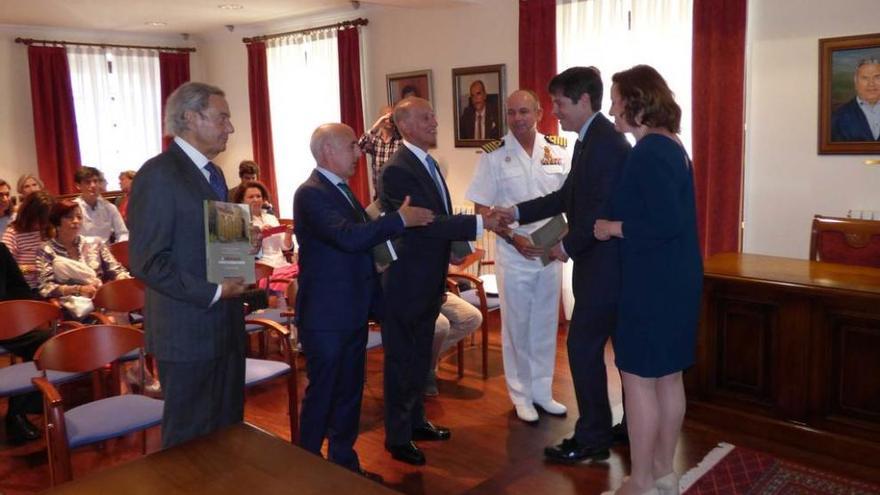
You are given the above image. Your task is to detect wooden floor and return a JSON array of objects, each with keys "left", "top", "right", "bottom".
[{"left": 2, "top": 314, "right": 879, "bottom": 494}]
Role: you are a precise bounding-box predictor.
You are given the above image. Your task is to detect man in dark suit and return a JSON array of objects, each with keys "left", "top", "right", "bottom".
[
  {"left": 129, "top": 82, "right": 247, "bottom": 448},
  {"left": 458, "top": 80, "right": 501, "bottom": 140},
  {"left": 379, "top": 96, "right": 501, "bottom": 465},
  {"left": 293, "top": 123, "right": 434, "bottom": 477},
  {"left": 831, "top": 58, "right": 880, "bottom": 142},
  {"left": 496, "top": 67, "right": 631, "bottom": 463}
]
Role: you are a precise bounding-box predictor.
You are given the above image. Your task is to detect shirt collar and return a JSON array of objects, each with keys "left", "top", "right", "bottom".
[
  {"left": 402, "top": 140, "right": 430, "bottom": 164},
  {"left": 315, "top": 166, "right": 346, "bottom": 186},
  {"left": 577, "top": 113, "right": 600, "bottom": 142},
  {"left": 857, "top": 96, "right": 880, "bottom": 109},
  {"left": 174, "top": 136, "right": 211, "bottom": 169}
]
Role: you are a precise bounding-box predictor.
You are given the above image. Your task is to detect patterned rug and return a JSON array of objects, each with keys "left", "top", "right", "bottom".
[{"left": 680, "top": 443, "right": 880, "bottom": 494}]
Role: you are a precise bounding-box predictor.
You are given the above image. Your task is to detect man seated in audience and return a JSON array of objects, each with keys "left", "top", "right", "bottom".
[
  {"left": 0, "top": 242, "right": 48, "bottom": 444},
  {"left": 73, "top": 166, "right": 128, "bottom": 244},
  {"left": 228, "top": 160, "right": 259, "bottom": 203},
  {"left": 425, "top": 291, "right": 483, "bottom": 396}
]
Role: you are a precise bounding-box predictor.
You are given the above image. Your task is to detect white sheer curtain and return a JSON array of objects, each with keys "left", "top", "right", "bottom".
[
  {"left": 267, "top": 31, "right": 341, "bottom": 218},
  {"left": 557, "top": 0, "right": 693, "bottom": 153},
  {"left": 68, "top": 46, "right": 162, "bottom": 190}
]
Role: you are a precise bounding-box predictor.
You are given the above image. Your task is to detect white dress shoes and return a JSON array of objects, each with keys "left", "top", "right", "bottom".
[
  {"left": 514, "top": 403, "right": 539, "bottom": 424},
  {"left": 533, "top": 399, "right": 567, "bottom": 416}
]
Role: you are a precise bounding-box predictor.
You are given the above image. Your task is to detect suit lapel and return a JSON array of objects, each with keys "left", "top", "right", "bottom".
[
  {"left": 313, "top": 170, "right": 366, "bottom": 222},
  {"left": 400, "top": 147, "right": 450, "bottom": 213},
  {"left": 168, "top": 142, "right": 217, "bottom": 201}
]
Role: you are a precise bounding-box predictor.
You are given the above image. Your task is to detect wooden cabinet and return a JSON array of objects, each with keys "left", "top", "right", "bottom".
[{"left": 687, "top": 253, "right": 880, "bottom": 467}]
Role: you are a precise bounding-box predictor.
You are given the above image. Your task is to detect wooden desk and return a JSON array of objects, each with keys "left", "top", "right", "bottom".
[
  {"left": 687, "top": 253, "right": 880, "bottom": 467},
  {"left": 43, "top": 423, "right": 397, "bottom": 494}
]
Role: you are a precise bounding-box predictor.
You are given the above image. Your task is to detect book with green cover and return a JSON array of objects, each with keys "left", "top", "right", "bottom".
[
  {"left": 365, "top": 200, "right": 398, "bottom": 272},
  {"left": 204, "top": 200, "right": 257, "bottom": 284},
  {"left": 528, "top": 214, "right": 568, "bottom": 266}
]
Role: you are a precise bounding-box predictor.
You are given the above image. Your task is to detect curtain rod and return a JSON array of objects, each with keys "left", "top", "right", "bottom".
[
  {"left": 14, "top": 37, "right": 196, "bottom": 53},
  {"left": 242, "top": 17, "right": 368, "bottom": 44}
]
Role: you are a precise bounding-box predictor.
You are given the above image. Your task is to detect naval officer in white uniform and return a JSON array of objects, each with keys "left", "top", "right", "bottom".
[{"left": 466, "top": 89, "right": 571, "bottom": 423}]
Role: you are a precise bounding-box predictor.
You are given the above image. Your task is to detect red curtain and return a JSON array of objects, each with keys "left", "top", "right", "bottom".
[
  {"left": 26, "top": 46, "right": 81, "bottom": 195},
  {"left": 246, "top": 42, "right": 280, "bottom": 208},
  {"left": 337, "top": 27, "right": 370, "bottom": 206},
  {"left": 519, "top": 0, "right": 558, "bottom": 136},
  {"left": 159, "top": 52, "right": 191, "bottom": 150},
  {"left": 692, "top": 0, "right": 747, "bottom": 257}
]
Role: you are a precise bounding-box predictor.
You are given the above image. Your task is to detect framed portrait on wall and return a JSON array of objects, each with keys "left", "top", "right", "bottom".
[
  {"left": 386, "top": 70, "right": 433, "bottom": 106},
  {"left": 452, "top": 64, "right": 506, "bottom": 148},
  {"left": 818, "top": 33, "right": 880, "bottom": 154}
]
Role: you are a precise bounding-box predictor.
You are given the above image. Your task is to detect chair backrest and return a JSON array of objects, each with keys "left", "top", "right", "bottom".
[
  {"left": 34, "top": 325, "right": 144, "bottom": 373},
  {"left": 0, "top": 300, "right": 61, "bottom": 341},
  {"left": 93, "top": 278, "right": 146, "bottom": 313},
  {"left": 448, "top": 248, "right": 485, "bottom": 274},
  {"left": 108, "top": 240, "right": 130, "bottom": 270},
  {"left": 809, "top": 215, "right": 880, "bottom": 268}
]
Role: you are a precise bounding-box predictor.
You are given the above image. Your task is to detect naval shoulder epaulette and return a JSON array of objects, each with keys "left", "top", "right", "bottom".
[
  {"left": 481, "top": 139, "right": 504, "bottom": 153},
  {"left": 544, "top": 135, "right": 567, "bottom": 148}
]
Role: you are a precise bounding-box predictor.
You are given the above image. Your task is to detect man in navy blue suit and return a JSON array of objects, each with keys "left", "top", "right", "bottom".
[
  {"left": 293, "top": 123, "right": 434, "bottom": 478},
  {"left": 496, "top": 67, "right": 631, "bottom": 464},
  {"left": 831, "top": 58, "right": 880, "bottom": 142}
]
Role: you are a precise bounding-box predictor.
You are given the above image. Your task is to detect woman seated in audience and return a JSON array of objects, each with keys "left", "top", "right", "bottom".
[
  {"left": 0, "top": 179, "right": 14, "bottom": 233},
  {"left": 594, "top": 65, "right": 702, "bottom": 495},
  {"left": 36, "top": 199, "right": 130, "bottom": 319},
  {"left": 234, "top": 181, "right": 297, "bottom": 301},
  {"left": 16, "top": 174, "right": 44, "bottom": 204},
  {"left": 2, "top": 191, "right": 54, "bottom": 292},
  {"left": 115, "top": 170, "right": 136, "bottom": 222}
]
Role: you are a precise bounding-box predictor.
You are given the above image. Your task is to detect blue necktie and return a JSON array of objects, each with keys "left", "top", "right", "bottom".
[
  {"left": 205, "top": 162, "right": 227, "bottom": 200},
  {"left": 426, "top": 154, "right": 448, "bottom": 213}
]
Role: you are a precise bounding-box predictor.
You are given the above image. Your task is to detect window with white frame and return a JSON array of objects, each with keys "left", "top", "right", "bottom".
[
  {"left": 557, "top": 0, "right": 693, "bottom": 153},
  {"left": 67, "top": 46, "right": 162, "bottom": 190},
  {"left": 266, "top": 30, "right": 341, "bottom": 218}
]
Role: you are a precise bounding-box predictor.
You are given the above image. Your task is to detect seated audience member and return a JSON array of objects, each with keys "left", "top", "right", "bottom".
[
  {"left": 228, "top": 160, "right": 259, "bottom": 203},
  {"left": 234, "top": 181, "right": 298, "bottom": 298},
  {"left": 115, "top": 170, "right": 136, "bottom": 222},
  {"left": 2, "top": 191, "right": 54, "bottom": 291},
  {"left": 16, "top": 174, "right": 44, "bottom": 203},
  {"left": 0, "top": 179, "right": 13, "bottom": 233},
  {"left": 0, "top": 242, "right": 48, "bottom": 444},
  {"left": 425, "top": 291, "right": 483, "bottom": 396},
  {"left": 73, "top": 166, "right": 128, "bottom": 243},
  {"left": 36, "top": 200, "right": 130, "bottom": 320}
]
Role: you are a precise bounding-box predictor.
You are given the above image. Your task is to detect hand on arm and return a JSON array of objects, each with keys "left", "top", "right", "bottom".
[{"left": 593, "top": 219, "right": 623, "bottom": 241}]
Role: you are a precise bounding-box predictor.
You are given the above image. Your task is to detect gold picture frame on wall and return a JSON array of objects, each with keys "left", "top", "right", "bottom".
[
  {"left": 818, "top": 33, "right": 880, "bottom": 154},
  {"left": 386, "top": 69, "right": 433, "bottom": 106}
]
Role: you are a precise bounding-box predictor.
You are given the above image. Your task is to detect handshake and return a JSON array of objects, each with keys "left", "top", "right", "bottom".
[
  {"left": 482, "top": 205, "right": 516, "bottom": 232},
  {"left": 481, "top": 206, "right": 569, "bottom": 262}
]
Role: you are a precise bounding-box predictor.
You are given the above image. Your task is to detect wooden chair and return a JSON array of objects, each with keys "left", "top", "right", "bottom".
[
  {"left": 242, "top": 317, "right": 299, "bottom": 444},
  {"left": 91, "top": 278, "right": 146, "bottom": 326},
  {"left": 32, "top": 325, "right": 163, "bottom": 485},
  {"left": 108, "top": 240, "right": 130, "bottom": 270},
  {"left": 809, "top": 215, "right": 880, "bottom": 268},
  {"left": 446, "top": 248, "right": 496, "bottom": 379}
]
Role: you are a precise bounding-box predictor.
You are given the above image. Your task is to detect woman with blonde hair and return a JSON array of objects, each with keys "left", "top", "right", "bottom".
[{"left": 594, "top": 65, "right": 702, "bottom": 495}]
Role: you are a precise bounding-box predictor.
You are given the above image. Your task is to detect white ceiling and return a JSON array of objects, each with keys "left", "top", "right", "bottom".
[{"left": 0, "top": 0, "right": 472, "bottom": 35}]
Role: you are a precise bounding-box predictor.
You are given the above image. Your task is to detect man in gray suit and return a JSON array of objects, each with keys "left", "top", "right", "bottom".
[{"left": 129, "top": 82, "right": 247, "bottom": 448}]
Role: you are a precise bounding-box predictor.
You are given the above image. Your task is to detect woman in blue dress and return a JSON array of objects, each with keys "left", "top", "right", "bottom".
[{"left": 595, "top": 65, "right": 702, "bottom": 495}]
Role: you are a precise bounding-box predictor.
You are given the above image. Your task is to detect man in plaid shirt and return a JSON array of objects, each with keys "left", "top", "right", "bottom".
[{"left": 358, "top": 105, "right": 402, "bottom": 199}]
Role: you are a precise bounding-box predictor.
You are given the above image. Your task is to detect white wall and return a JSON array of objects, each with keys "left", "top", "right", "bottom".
[
  {"left": 0, "top": 24, "right": 204, "bottom": 191},
  {"left": 743, "top": 0, "right": 880, "bottom": 258}
]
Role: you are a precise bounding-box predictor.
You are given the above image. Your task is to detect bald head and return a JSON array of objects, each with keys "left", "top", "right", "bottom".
[
  {"left": 393, "top": 97, "right": 437, "bottom": 151},
  {"left": 506, "top": 89, "right": 543, "bottom": 143},
  {"left": 310, "top": 123, "right": 361, "bottom": 178}
]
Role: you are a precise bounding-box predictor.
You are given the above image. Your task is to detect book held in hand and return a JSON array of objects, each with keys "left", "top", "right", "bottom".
[
  {"left": 204, "top": 200, "right": 257, "bottom": 284},
  {"left": 528, "top": 214, "right": 568, "bottom": 266}
]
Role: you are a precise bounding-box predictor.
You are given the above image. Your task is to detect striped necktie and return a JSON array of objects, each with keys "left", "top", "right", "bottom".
[{"left": 204, "top": 162, "right": 227, "bottom": 200}]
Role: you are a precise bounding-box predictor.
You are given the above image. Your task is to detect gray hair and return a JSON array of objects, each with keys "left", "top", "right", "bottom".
[
  {"left": 164, "top": 82, "right": 225, "bottom": 137},
  {"left": 856, "top": 58, "right": 880, "bottom": 71},
  {"left": 309, "top": 123, "right": 350, "bottom": 162}
]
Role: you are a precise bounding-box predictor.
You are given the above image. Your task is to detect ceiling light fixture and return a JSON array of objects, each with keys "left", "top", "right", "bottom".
[
  {"left": 145, "top": 21, "right": 167, "bottom": 27},
  {"left": 218, "top": 3, "right": 244, "bottom": 9}
]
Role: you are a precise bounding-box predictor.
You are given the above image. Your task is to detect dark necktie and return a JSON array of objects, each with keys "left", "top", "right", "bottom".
[
  {"left": 572, "top": 139, "right": 584, "bottom": 164},
  {"left": 205, "top": 162, "right": 227, "bottom": 201},
  {"left": 337, "top": 182, "right": 366, "bottom": 222},
  {"left": 425, "top": 155, "right": 448, "bottom": 213}
]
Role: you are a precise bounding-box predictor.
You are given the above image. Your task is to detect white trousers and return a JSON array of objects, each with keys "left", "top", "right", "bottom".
[{"left": 497, "top": 251, "right": 562, "bottom": 406}]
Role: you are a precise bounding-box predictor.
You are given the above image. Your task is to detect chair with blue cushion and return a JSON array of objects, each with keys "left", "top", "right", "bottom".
[
  {"left": 447, "top": 248, "right": 498, "bottom": 379},
  {"left": 243, "top": 317, "right": 299, "bottom": 444},
  {"left": 31, "top": 324, "right": 163, "bottom": 486}
]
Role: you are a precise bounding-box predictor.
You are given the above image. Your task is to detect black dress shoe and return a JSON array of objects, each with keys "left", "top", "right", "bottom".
[
  {"left": 611, "top": 422, "right": 629, "bottom": 446},
  {"left": 386, "top": 441, "right": 426, "bottom": 465},
  {"left": 544, "top": 437, "right": 610, "bottom": 464},
  {"left": 359, "top": 469, "right": 384, "bottom": 483},
  {"left": 5, "top": 414, "right": 41, "bottom": 444},
  {"left": 411, "top": 422, "right": 451, "bottom": 441}
]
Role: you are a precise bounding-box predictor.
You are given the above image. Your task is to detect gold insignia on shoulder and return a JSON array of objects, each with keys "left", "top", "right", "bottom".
[
  {"left": 544, "top": 135, "right": 567, "bottom": 148},
  {"left": 481, "top": 139, "right": 504, "bottom": 153}
]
